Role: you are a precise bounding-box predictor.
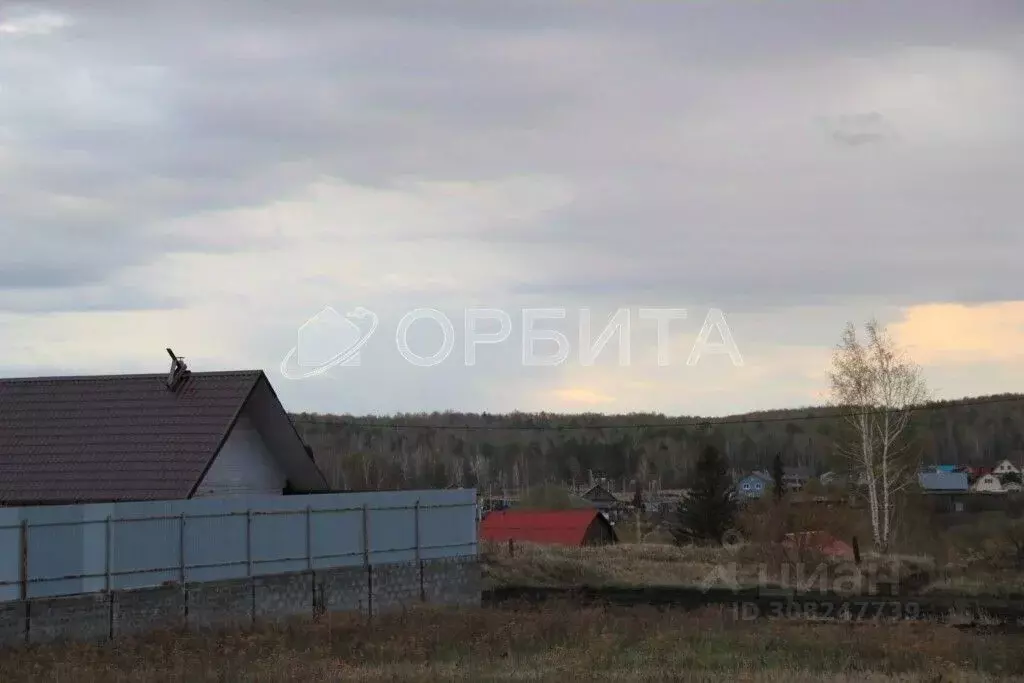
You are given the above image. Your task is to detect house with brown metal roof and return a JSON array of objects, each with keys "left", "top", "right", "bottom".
[{"left": 0, "top": 352, "right": 330, "bottom": 505}]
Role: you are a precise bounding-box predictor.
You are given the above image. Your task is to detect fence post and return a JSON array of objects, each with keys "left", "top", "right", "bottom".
[
  {"left": 246, "top": 510, "right": 253, "bottom": 577},
  {"left": 305, "top": 505, "right": 313, "bottom": 571},
  {"left": 104, "top": 516, "right": 112, "bottom": 593},
  {"left": 247, "top": 509, "right": 255, "bottom": 627},
  {"left": 19, "top": 520, "right": 27, "bottom": 601},
  {"left": 179, "top": 513, "right": 186, "bottom": 585},
  {"left": 306, "top": 505, "right": 315, "bottom": 618},
  {"left": 105, "top": 515, "right": 113, "bottom": 641},
  {"left": 414, "top": 500, "right": 424, "bottom": 602},
  {"left": 362, "top": 503, "right": 371, "bottom": 619},
  {"left": 20, "top": 519, "right": 28, "bottom": 644}
]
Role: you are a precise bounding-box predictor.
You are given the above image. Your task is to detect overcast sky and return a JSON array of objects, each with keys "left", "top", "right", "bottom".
[{"left": 2, "top": 1, "right": 1024, "bottom": 416}]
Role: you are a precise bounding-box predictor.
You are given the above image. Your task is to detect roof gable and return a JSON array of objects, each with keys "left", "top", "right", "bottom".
[
  {"left": 581, "top": 484, "right": 618, "bottom": 502},
  {"left": 0, "top": 370, "right": 323, "bottom": 504}
]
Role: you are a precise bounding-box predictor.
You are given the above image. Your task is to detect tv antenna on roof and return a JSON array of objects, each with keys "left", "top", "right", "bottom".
[{"left": 166, "top": 348, "right": 189, "bottom": 391}]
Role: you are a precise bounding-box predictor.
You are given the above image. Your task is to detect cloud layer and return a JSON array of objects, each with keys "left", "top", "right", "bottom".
[{"left": 2, "top": 1, "right": 1023, "bottom": 415}]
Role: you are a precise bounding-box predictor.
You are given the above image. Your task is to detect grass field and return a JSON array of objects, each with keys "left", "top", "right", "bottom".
[
  {"left": 1, "top": 602, "right": 1021, "bottom": 682},
  {"left": 483, "top": 540, "right": 1024, "bottom": 597},
  {"left": 483, "top": 539, "right": 737, "bottom": 589}
]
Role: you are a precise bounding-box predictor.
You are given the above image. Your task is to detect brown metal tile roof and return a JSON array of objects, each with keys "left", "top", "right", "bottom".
[{"left": 0, "top": 370, "right": 264, "bottom": 504}]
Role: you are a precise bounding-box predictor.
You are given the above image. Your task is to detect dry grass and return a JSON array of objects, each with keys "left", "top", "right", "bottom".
[
  {"left": 923, "top": 570, "right": 1024, "bottom": 598},
  {"left": 1, "top": 603, "right": 1021, "bottom": 682},
  {"left": 482, "top": 540, "right": 741, "bottom": 589},
  {"left": 483, "top": 541, "right": 937, "bottom": 594}
]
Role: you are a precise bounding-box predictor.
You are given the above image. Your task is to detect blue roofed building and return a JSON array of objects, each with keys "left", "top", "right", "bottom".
[
  {"left": 736, "top": 472, "right": 770, "bottom": 500},
  {"left": 918, "top": 471, "right": 968, "bottom": 492},
  {"left": 918, "top": 470, "right": 969, "bottom": 513}
]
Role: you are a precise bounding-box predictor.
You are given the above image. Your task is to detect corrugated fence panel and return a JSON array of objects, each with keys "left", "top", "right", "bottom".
[
  {"left": 0, "top": 489, "right": 477, "bottom": 601},
  {"left": 251, "top": 510, "right": 308, "bottom": 575},
  {"left": 419, "top": 499, "right": 478, "bottom": 560},
  {"left": 368, "top": 506, "right": 415, "bottom": 564},
  {"left": 310, "top": 507, "right": 363, "bottom": 569},
  {"left": 0, "top": 509, "right": 21, "bottom": 602},
  {"left": 110, "top": 516, "right": 183, "bottom": 590},
  {"left": 26, "top": 524, "right": 84, "bottom": 599},
  {"left": 185, "top": 513, "right": 248, "bottom": 583}
]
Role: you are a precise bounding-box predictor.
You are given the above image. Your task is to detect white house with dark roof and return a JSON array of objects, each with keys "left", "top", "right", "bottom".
[
  {"left": 993, "top": 460, "right": 1020, "bottom": 477},
  {"left": 972, "top": 473, "right": 1004, "bottom": 494},
  {"left": 0, "top": 353, "right": 330, "bottom": 505}
]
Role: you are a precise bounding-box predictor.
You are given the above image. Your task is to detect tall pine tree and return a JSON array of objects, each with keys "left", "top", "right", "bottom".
[
  {"left": 671, "top": 445, "right": 738, "bottom": 545},
  {"left": 772, "top": 452, "right": 786, "bottom": 502}
]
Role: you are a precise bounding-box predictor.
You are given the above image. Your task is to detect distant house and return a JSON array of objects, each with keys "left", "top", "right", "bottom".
[
  {"left": 994, "top": 460, "right": 1020, "bottom": 476},
  {"left": 0, "top": 355, "right": 330, "bottom": 505},
  {"left": 918, "top": 471, "right": 969, "bottom": 493},
  {"left": 918, "top": 471, "right": 969, "bottom": 512},
  {"left": 958, "top": 466, "right": 993, "bottom": 483},
  {"left": 580, "top": 483, "right": 620, "bottom": 511},
  {"left": 737, "top": 472, "right": 770, "bottom": 500},
  {"left": 818, "top": 471, "right": 841, "bottom": 486},
  {"left": 479, "top": 509, "right": 618, "bottom": 546},
  {"left": 782, "top": 467, "right": 811, "bottom": 491},
  {"left": 919, "top": 464, "right": 958, "bottom": 476},
  {"left": 972, "top": 473, "right": 1004, "bottom": 494}
]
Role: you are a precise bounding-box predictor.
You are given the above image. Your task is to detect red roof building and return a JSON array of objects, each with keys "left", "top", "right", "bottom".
[{"left": 479, "top": 509, "right": 618, "bottom": 546}]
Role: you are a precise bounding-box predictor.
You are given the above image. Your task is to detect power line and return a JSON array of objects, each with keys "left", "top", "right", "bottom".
[{"left": 300, "top": 394, "right": 1024, "bottom": 432}]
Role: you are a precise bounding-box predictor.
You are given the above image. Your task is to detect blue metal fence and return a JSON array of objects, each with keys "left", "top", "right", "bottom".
[{"left": 0, "top": 489, "right": 477, "bottom": 601}]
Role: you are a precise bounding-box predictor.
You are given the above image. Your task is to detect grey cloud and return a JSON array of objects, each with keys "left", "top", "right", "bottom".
[
  {"left": 2, "top": 0, "right": 1024, "bottom": 318},
  {"left": 822, "top": 113, "right": 896, "bottom": 147},
  {"left": 0, "top": 286, "right": 181, "bottom": 313}
]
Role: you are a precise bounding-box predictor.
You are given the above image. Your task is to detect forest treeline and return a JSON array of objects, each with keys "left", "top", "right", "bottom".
[{"left": 291, "top": 393, "right": 1024, "bottom": 493}]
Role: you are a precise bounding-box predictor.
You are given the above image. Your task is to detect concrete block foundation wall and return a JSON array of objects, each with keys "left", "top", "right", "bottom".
[{"left": 0, "top": 556, "right": 480, "bottom": 647}]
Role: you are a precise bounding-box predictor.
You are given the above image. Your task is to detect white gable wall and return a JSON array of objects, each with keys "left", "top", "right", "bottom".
[
  {"left": 972, "top": 474, "right": 1004, "bottom": 493},
  {"left": 193, "top": 413, "right": 287, "bottom": 497},
  {"left": 994, "top": 460, "right": 1019, "bottom": 475}
]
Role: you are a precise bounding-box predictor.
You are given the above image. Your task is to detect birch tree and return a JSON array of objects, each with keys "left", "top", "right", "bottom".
[{"left": 828, "top": 319, "right": 927, "bottom": 553}]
